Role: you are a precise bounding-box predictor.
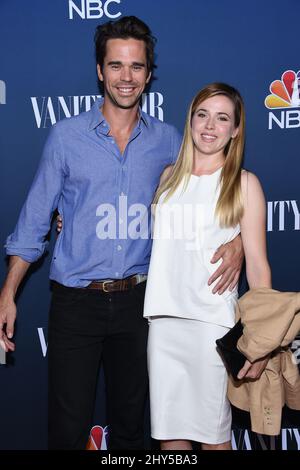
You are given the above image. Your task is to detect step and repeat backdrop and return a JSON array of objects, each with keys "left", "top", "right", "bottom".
[{"left": 0, "top": 0, "right": 299, "bottom": 450}]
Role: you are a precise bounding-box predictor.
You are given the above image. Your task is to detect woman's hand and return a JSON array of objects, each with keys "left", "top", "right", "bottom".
[
  {"left": 56, "top": 214, "right": 63, "bottom": 233},
  {"left": 237, "top": 355, "right": 270, "bottom": 380}
]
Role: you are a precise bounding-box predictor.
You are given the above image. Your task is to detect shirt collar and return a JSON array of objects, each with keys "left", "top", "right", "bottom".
[
  {"left": 139, "top": 109, "right": 150, "bottom": 128},
  {"left": 88, "top": 97, "right": 106, "bottom": 131},
  {"left": 88, "top": 97, "right": 149, "bottom": 132}
]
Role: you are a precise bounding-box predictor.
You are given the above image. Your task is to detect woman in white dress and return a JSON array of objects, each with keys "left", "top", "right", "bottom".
[{"left": 143, "top": 83, "right": 272, "bottom": 450}]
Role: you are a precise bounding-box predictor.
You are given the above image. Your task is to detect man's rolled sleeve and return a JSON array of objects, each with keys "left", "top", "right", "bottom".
[
  {"left": 5, "top": 124, "right": 65, "bottom": 263},
  {"left": 5, "top": 238, "right": 48, "bottom": 263}
]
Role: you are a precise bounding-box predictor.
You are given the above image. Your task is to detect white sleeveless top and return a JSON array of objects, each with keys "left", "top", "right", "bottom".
[{"left": 143, "top": 168, "right": 240, "bottom": 328}]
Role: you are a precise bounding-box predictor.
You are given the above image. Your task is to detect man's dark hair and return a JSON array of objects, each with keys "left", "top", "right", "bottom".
[{"left": 94, "top": 16, "right": 156, "bottom": 74}]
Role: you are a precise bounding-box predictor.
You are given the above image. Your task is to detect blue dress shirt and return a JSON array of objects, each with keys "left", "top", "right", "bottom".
[{"left": 5, "top": 98, "right": 182, "bottom": 287}]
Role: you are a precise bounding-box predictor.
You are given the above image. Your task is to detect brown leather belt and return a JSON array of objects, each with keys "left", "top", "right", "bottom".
[{"left": 86, "top": 274, "right": 147, "bottom": 293}]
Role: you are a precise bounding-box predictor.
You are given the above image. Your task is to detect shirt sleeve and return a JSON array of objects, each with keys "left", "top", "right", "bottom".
[
  {"left": 5, "top": 124, "right": 65, "bottom": 263},
  {"left": 170, "top": 126, "right": 183, "bottom": 164}
]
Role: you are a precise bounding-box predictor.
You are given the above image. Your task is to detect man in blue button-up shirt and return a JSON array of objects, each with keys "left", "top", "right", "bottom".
[
  {"left": 5, "top": 95, "right": 180, "bottom": 287},
  {"left": 0, "top": 16, "right": 243, "bottom": 450}
]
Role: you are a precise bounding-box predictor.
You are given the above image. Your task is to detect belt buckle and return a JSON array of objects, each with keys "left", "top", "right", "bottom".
[{"left": 102, "top": 280, "right": 113, "bottom": 293}]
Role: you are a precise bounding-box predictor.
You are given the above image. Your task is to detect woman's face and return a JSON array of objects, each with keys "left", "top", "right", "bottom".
[{"left": 191, "top": 95, "right": 239, "bottom": 159}]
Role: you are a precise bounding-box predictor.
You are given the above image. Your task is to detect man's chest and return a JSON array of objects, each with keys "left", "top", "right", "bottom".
[{"left": 63, "top": 138, "right": 171, "bottom": 189}]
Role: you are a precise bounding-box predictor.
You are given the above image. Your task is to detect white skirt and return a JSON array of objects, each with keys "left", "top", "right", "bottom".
[{"left": 147, "top": 316, "right": 232, "bottom": 444}]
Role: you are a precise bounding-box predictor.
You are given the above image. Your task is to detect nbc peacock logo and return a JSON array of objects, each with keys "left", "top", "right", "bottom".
[
  {"left": 86, "top": 425, "right": 109, "bottom": 450},
  {"left": 265, "top": 70, "right": 300, "bottom": 109},
  {"left": 266, "top": 70, "right": 300, "bottom": 129}
]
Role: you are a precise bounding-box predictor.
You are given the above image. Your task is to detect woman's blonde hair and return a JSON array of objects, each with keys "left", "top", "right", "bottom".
[{"left": 153, "top": 83, "right": 246, "bottom": 227}]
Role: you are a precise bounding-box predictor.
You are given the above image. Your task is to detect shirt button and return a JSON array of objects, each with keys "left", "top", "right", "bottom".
[
  {"left": 115, "top": 272, "right": 119, "bottom": 277},
  {"left": 117, "top": 245, "right": 122, "bottom": 251},
  {"left": 120, "top": 192, "right": 126, "bottom": 197},
  {"left": 119, "top": 218, "right": 124, "bottom": 224},
  {"left": 111, "top": 140, "right": 115, "bottom": 144}
]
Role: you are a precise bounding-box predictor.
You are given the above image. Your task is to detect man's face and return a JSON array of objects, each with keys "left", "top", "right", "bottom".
[{"left": 97, "top": 38, "right": 151, "bottom": 110}]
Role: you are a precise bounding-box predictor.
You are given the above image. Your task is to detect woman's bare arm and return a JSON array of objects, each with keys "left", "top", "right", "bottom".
[
  {"left": 237, "top": 171, "right": 272, "bottom": 380},
  {"left": 240, "top": 171, "right": 271, "bottom": 289}
]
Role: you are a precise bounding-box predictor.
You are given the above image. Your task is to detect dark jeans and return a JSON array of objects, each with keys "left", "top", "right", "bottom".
[{"left": 47, "top": 281, "right": 148, "bottom": 450}]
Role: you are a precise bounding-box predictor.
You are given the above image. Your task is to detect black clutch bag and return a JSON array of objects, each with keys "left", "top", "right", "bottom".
[{"left": 216, "top": 319, "right": 246, "bottom": 380}]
